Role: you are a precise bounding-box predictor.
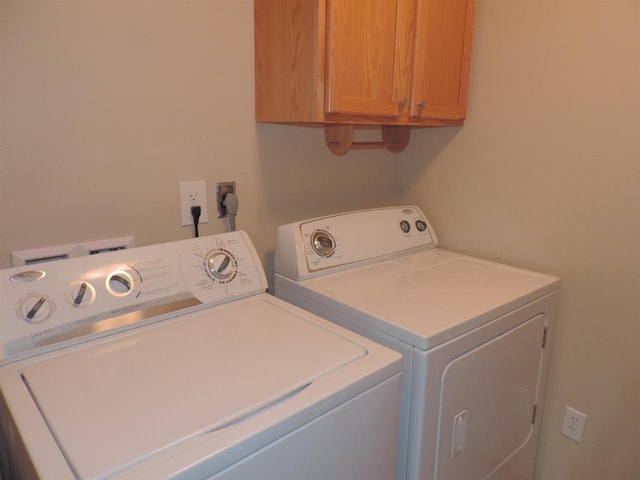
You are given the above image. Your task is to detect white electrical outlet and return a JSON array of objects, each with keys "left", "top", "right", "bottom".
[
  {"left": 562, "top": 406, "right": 587, "bottom": 443},
  {"left": 179, "top": 181, "right": 208, "bottom": 226}
]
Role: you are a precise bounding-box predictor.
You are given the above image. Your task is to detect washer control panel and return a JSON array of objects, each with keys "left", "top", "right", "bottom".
[
  {"left": 275, "top": 206, "right": 438, "bottom": 280},
  {"left": 0, "top": 231, "right": 267, "bottom": 364}
]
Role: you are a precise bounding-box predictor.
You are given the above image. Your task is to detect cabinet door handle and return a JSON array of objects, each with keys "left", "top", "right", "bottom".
[
  {"left": 397, "top": 97, "right": 407, "bottom": 113},
  {"left": 416, "top": 100, "right": 426, "bottom": 111}
]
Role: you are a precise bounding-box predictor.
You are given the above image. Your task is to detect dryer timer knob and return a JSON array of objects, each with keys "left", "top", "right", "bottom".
[{"left": 310, "top": 230, "right": 336, "bottom": 257}]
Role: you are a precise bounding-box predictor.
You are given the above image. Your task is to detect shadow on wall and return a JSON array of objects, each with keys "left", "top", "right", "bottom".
[
  {"left": 254, "top": 122, "right": 401, "bottom": 224},
  {"left": 397, "top": 126, "right": 463, "bottom": 197}
]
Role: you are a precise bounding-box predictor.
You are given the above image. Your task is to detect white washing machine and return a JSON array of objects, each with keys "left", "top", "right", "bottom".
[
  {"left": 275, "top": 206, "right": 560, "bottom": 480},
  {"left": 0, "top": 230, "right": 401, "bottom": 479}
]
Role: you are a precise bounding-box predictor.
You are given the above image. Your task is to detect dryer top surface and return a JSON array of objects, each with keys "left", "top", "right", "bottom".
[{"left": 293, "top": 248, "right": 559, "bottom": 350}]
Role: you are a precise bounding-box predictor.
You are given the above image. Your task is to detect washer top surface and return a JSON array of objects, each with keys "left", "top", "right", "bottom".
[
  {"left": 290, "top": 248, "right": 558, "bottom": 350},
  {"left": 9, "top": 295, "right": 367, "bottom": 479}
]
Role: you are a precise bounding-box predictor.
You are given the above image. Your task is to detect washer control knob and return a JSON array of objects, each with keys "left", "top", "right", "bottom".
[
  {"left": 67, "top": 281, "right": 96, "bottom": 307},
  {"left": 415, "top": 220, "right": 428, "bottom": 232},
  {"left": 400, "top": 220, "right": 411, "bottom": 233},
  {"left": 107, "top": 271, "right": 134, "bottom": 297},
  {"left": 19, "top": 294, "right": 54, "bottom": 323},
  {"left": 310, "top": 230, "right": 335, "bottom": 257},
  {"left": 26, "top": 296, "right": 46, "bottom": 320},
  {"left": 207, "top": 251, "right": 236, "bottom": 281}
]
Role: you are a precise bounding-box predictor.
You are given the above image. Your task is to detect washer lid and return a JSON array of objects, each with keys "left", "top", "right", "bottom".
[
  {"left": 20, "top": 297, "right": 365, "bottom": 479},
  {"left": 298, "top": 249, "right": 559, "bottom": 350}
]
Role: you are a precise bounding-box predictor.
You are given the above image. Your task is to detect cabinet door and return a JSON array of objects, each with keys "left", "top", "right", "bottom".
[
  {"left": 324, "top": 0, "right": 413, "bottom": 118},
  {"left": 410, "top": 0, "right": 474, "bottom": 120}
]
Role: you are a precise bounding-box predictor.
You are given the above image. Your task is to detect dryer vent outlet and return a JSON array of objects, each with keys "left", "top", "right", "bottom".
[{"left": 562, "top": 406, "right": 587, "bottom": 443}]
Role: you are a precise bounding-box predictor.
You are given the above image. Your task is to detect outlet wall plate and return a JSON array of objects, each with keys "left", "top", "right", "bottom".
[
  {"left": 562, "top": 406, "right": 587, "bottom": 443},
  {"left": 179, "top": 181, "right": 208, "bottom": 226}
]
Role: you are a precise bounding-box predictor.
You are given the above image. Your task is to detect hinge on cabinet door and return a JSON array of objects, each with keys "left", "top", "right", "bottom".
[
  {"left": 531, "top": 404, "right": 538, "bottom": 424},
  {"left": 542, "top": 326, "right": 548, "bottom": 348}
]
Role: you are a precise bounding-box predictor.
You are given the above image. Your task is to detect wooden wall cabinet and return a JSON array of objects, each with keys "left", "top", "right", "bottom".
[{"left": 254, "top": 0, "right": 475, "bottom": 154}]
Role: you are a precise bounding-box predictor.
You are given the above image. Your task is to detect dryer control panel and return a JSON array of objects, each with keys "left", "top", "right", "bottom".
[
  {"left": 0, "top": 231, "right": 267, "bottom": 364},
  {"left": 275, "top": 206, "right": 438, "bottom": 280}
]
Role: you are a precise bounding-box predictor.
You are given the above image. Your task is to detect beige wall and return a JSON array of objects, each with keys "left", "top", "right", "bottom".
[
  {"left": 3, "top": 0, "right": 639, "bottom": 479},
  {"left": 0, "top": 0, "right": 398, "bottom": 287},
  {"left": 399, "top": 1, "right": 640, "bottom": 479}
]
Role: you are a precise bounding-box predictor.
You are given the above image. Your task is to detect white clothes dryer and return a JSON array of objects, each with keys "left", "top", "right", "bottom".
[
  {"left": 0, "top": 231, "right": 401, "bottom": 479},
  {"left": 275, "top": 206, "right": 559, "bottom": 480}
]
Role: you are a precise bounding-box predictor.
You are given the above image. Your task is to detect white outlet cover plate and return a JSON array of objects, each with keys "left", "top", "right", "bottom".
[
  {"left": 179, "top": 181, "right": 208, "bottom": 226},
  {"left": 562, "top": 406, "right": 587, "bottom": 443}
]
